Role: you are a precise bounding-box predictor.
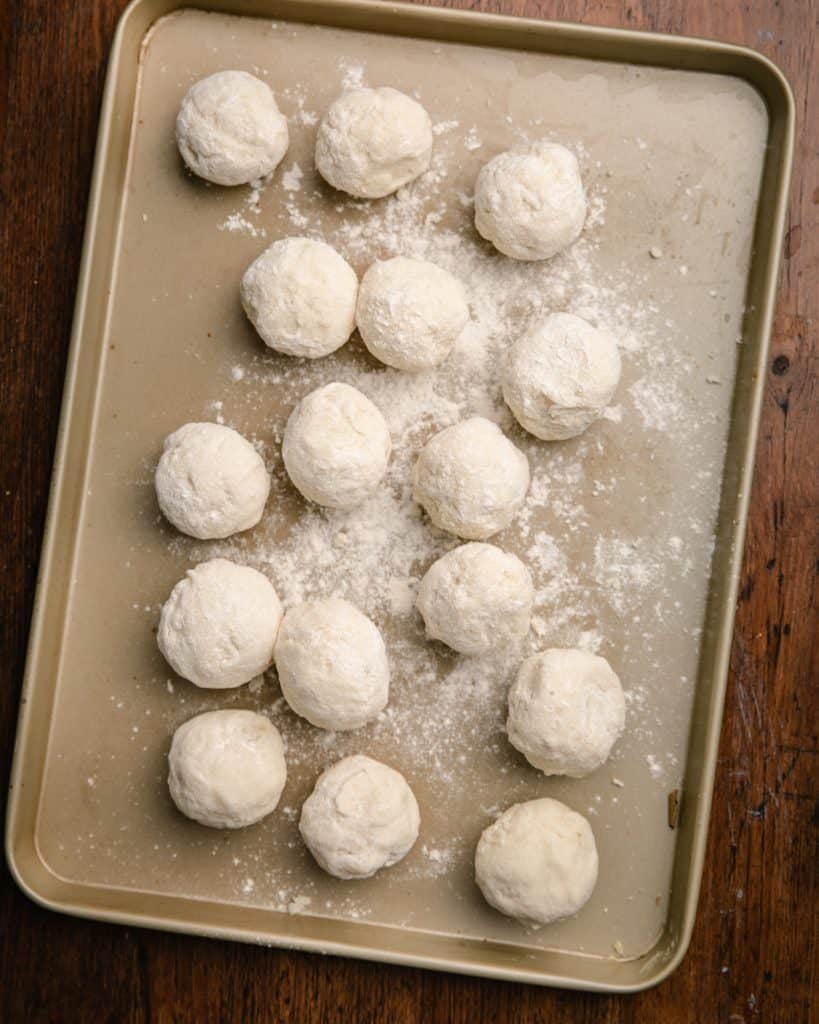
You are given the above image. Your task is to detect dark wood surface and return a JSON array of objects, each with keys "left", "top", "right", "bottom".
[{"left": 1, "top": 1, "right": 816, "bottom": 1020}]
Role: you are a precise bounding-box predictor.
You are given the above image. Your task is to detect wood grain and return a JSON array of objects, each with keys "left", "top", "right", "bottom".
[{"left": 1, "top": 1, "right": 816, "bottom": 1020}]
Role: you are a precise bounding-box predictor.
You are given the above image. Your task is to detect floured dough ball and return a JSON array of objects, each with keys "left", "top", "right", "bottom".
[
  {"left": 274, "top": 599, "right": 389, "bottom": 730},
  {"left": 356, "top": 257, "right": 470, "bottom": 371},
  {"left": 315, "top": 87, "right": 433, "bottom": 199},
  {"left": 417, "top": 543, "right": 533, "bottom": 654},
  {"left": 241, "top": 237, "right": 358, "bottom": 358},
  {"left": 503, "top": 312, "right": 621, "bottom": 440},
  {"left": 507, "top": 648, "right": 626, "bottom": 778},
  {"left": 474, "top": 141, "right": 586, "bottom": 261},
  {"left": 412, "top": 417, "right": 530, "bottom": 540},
  {"left": 282, "top": 382, "right": 391, "bottom": 509},
  {"left": 168, "top": 710, "right": 286, "bottom": 829},
  {"left": 300, "top": 755, "right": 420, "bottom": 879},
  {"left": 158, "top": 558, "right": 283, "bottom": 689},
  {"left": 475, "top": 798, "right": 598, "bottom": 927},
  {"left": 175, "top": 70, "right": 289, "bottom": 186},
  {"left": 155, "top": 422, "right": 270, "bottom": 539}
]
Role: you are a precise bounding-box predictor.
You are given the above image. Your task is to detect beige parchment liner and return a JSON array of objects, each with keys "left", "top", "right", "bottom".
[{"left": 13, "top": 2, "right": 790, "bottom": 988}]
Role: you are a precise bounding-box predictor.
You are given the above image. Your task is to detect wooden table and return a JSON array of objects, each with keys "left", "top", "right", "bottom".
[{"left": 1, "top": 1, "right": 816, "bottom": 1020}]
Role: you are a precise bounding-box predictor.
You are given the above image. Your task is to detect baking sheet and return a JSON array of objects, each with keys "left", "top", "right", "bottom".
[{"left": 7, "top": 0, "right": 793, "bottom": 992}]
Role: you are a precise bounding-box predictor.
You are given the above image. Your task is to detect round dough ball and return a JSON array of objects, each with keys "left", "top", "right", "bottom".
[
  {"left": 274, "top": 599, "right": 389, "bottom": 730},
  {"left": 412, "top": 417, "right": 530, "bottom": 540},
  {"left": 299, "top": 755, "right": 420, "bottom": 879},
  {"left": 503, "top": 312, "right": 621, "bottom": 440},
  {"left": 475, "top": 798, "right": 598, "bottom": 927},
  {"left": 158, "top": 558, "right": 283, "bottom": 689},
  {"left": 507, "top": 648, "right": 626, "bottom": 778},
  {"left": 417, "top": 543, "right": 533, "bottom": 655},
  {"left": 175, "top": 70, "right": 289, "bottom": 186},
  {"left": 155, "top": 422, "right": 270, "bottom": 540},
  {"left": 282, "top": 382, "right": 391, "bottom": 509},
  {"left": 315, "top": 87, "right": 433, "bottom": 199},
  {"left": 241, "top": 237, "right": 358, "bottom": 358},
  {"left": 356, "top": 257, "right": 470, "bottom": 372},
  {"left": 168, "top": 709, "right": 286, "bottom": 829},
  {"left": 474, "top": 141, "right": 586, "bottom": 261}
]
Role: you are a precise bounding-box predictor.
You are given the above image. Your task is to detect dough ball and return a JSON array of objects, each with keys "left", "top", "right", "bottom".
[
  {"left": 155, "top": 422, "right": 270, "bottom": 539},
  {"left": 168, "top": 709, "right": 286, "bottom": 829},
  {"left": 175, "top": 70, "right": 289, "bottom": 186},
  {"left": 412, "top": 417, "right": 530, "bottom": 540},
  {"left": 475, "top": 798, "right": 598, "bottom": 927},
  {"left": 474, "top": 141, "right": 586, "bottom": 261},
  {"left": 507, "top": 648, "right": 626, "bottom": 778},
  {"left": 282, "top": 382, "right": 391, "bottom": 509},
  {"left": 503, "top": 312, "right": 621, "bottom": 440},
  {"left": 356, "top": 257, "right": 470, "bottom": 372},
  {"left": 315, "top": 87, "right": 433, "bottom": 199},
  {"left": 158, "top": 558, "right": 283, "bottom": 689},
  {"left": 241, "top": 237, "right": 358, "bottom": 358},
  {"left": 417, "top": 543, "right": 533, "bottom": 655},
  {"left": 299, "top": 755, "right": 420, "bottom": 878},
  {"left": 274, "top": 599, "right": 389, "bottom": 731}
]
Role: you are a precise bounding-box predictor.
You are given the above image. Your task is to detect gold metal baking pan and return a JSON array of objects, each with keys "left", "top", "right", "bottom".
[{"left": 5, "top": 0, "right": 794, "bottom": 992}]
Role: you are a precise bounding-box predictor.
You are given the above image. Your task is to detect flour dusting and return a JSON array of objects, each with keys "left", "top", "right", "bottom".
[
  {"left": 85, "top": 24, "right": 752, "bottom": 940},
  {"left": 156, "top": 95, "right": 725, "bottom": 915}
]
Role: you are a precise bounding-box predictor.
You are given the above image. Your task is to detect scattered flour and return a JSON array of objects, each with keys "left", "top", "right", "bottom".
[
  {"left": 340, "top": 62, "right": 365, "bottom": 89},
  {"left": 629, "top": 375, "right": 686, "bottom": 432},
  {"left": 281, "top": 162, "right": 303, "bottom": 192},
  {"left": 174, "top": 132, "right": 717, "bottom": 904},
  {"left": 218, "top": 212, "right": 265, "bottom": 238},
  {"left": 216, "top": 175, "right": 276, "bottom": 237},
  {"left": 140, "top": 63, "right": 730, "bottom": 918}
]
